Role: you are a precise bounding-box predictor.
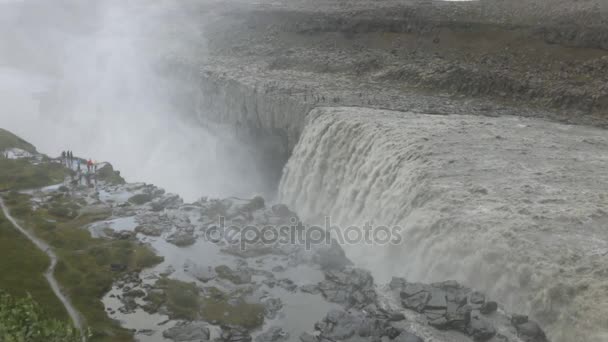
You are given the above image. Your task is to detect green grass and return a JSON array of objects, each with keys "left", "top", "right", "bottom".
[
  {"left": 0, "top": 129, "right": 164, "bottom": 341},
  {"left": 0, "top": 211, "right": 67, "bottom": 320},
  {"left": 2, "top": 192, "right": 163, "bottom": 342},
  {"left": 0, "top": 158, "right": 69, "bottom": 191},
  {"left": 0, "top": 128, "right": 36, "bottom": 153}
]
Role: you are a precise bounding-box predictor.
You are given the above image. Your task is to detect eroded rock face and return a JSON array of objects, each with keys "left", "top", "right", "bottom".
[
  {"left": 311, "top": 309, "right": 423, "bottom": 342},
  {"left": 389, "top": 277, "right": 548, "bottom": 342},
  {"left": 319, "top": 268, "right": 376, "bottom": 308}
]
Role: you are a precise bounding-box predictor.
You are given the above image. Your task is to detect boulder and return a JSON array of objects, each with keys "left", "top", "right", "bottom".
[
  {"left": 255, "top": 327, "right": 289, "bottom": 342},
  {"left": 215, "top": 265, "right": 252, "bottom": 284},
  {"left": 166, "top": 231, "right": 196, "bottom": 247},
  {"left": 163, "top": 322, "right": 211, "bottom": 341}
]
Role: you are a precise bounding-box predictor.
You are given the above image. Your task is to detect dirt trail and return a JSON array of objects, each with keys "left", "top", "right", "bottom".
[{"left": 0, "top": 196, "right": 85, "bottom": 338}]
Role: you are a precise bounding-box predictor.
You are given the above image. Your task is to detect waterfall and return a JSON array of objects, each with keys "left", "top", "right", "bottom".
[{"left": 279, "top": 106, "right": 608, "bottom": 342}]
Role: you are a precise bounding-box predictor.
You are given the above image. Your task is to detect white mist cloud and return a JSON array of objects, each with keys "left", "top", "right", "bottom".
[{"left": 1, "top": 0, "right": 266, "bottom": 202}]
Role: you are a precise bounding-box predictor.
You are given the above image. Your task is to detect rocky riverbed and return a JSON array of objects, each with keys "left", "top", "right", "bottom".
[{"left": 20, "top": 164, "right": 550, "bottom": 342}]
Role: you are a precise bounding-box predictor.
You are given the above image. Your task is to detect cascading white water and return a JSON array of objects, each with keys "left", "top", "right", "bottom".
[{"left": 279, "top": 106, "right": 608, "bottom": 342}]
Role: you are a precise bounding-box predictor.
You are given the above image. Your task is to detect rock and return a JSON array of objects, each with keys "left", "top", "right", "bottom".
[
  {"left": 113, "top": 230, "right": 136, "bottom": 240},
  {"left": 467, "top": 314, "right": 496, "bottom": 341},
  {"left": 300, "top": 284, "right": 321, "bottom": 295},
  {"left": 393, "top": 331, "right": 424, "bottom": 342},
  {"left": 124, "top": 289, "right": 146, "bottom": 298},
  {"left": 314, "top": 244, "right": 352, "bottom": 271},
  {"left": 128, "top": 193, "right": 154, "bottom": 205},
  {"left": 263, "top": 298, "right": 283, "bottom": 319},
  {"left": 400, "top": 283, "right": 427, "bottom": 298},
  {"left": 316, "top": 310, "right": 374, "bottom": 340},
  {"left": 271, "top": 265, "right": 285, "bottom": 272},
  {"left": 426, "top": 288, "right": 447, "bottom": 309},
  {"left": 151, "top": 193, "right": 183, "bottom": 211},
  {"left": 245, "top": 196, "right": 265, "bottom": 211},
  {"left": 389, "top": 277, "right": 407, "bottom": 290},
  {"left": 135, "top": 225, "right": 163, "bottom": 237},
  {"left": 255, "top": 327, "right": 289, "bottom": 342},
  {"left": 514, "top": 321, "right": 549, "bottom": 342},
  {"left": 479, "top": 301, "right": 498, "bottom": 315},
  {"left": 215, "top": 265, "right": 252, "bottom": 284},
  {"left": 469, "top": 291, "right": 486, "bottom": 305},
  {"left": 271, "top": 204, "right": 295, "bottom": 218},
  {"left": 314, "top": 309, "right": 423, "bottom": 342},
  {"left": 220, "top": 326, "right": 252, "bottom": 342},
  {"left": 511, "top": 314, "right": 529, "bottom": 326},
  {"left": 402, "top": 291, "right": 431, "bottom": 312},
  {"left": 299, "top": 332, "right": 317, "bottom": 342},
  {"left": 277, "top": 278, "right": 297, "bottom": 292},
  {"left": 162, "top": 322, "right": 210, "bottom": 341},
  {"left": 319, "top": 268, "right": 376, "bottom": 307},
  {"left": 166, "top": 231, "right": 196, "bottom": 247}
]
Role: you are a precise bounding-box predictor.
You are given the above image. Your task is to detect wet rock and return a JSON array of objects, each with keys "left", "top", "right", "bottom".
[
  {"left": 479, "top": 301, "right": 498, "bottom": 315},
  {"left": 425, "top": 288, "right": 447, "bottom": 310},
  {"left": 137, "top": 329, "right": 156, "bottom": 336},
  {"left": 128, "top": 193, "right": 154, "bottom": 205},
  {"left": 299, "top": 332, "right": 317, "bottom": 342},
  {"left": 314, "top": 309, "right": 423, "bottom": 342},
  {"left": 124, "top": 289, "right": 146, "bottom": 298},
  {"left": 135, "top": 225, "right": 163, "bottom": 237},
  {"left": 319, "top": 268, "right": 376, "bottom": 307},
  {"left": 514, "top": 321, "right": 549, "bottom": 342},
  {"left": 112, "top": 230, "right": 136, "bottom": 240},
  {"left": 262, "top": 298, "right": 283, "bottom": 319},
  {"left": 243, "top": 196, "right": 265, "bottom": 212},
  {"left": 401, "top": 291, "right": 431, "bottom": 313},
  {"left": 313, "top": 243, "right": 353, "bottom": 271},
  {"left": 467, "top": 313, "right": 496, "bottom": 341},
  {"left": 300, "top": 284, "right": 321, "bottom": 295},
  {"left": 271, "top": 204, "right": 296, "bottom": 218},
  {"left": 220, "top": 326, "right": 252, "bottom": 342},
  {"left": 469, "top": 291, "right": 486, "bottom": 305},
  {"left": 215, "top": 265, "right": 252, "bottom": 284},
  {"left": 511, "top": 314, "right": 529, "bottom": 326},
  {"left": 276, "top": 278, "right": 297, "bottom": 292},
  {"left": 166, "top": 231, "right": 196, "bottom": 247},
  {"left": 271, "top": 265, "right": 285, "bottom": 273},
  {"left": 151, "top": 193, "right": 183, "bottom": 211},
  {"left": 393, "top": 331, "right": 424, "bottom": 342},
  {"left": 163, "top": 322, "right": 211, "bottom": 341},
  {"left": 255, "top": 327, "right": 289, "bottom": 342}
]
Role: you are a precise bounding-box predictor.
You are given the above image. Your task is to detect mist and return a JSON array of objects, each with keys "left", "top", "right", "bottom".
[{"left": 0, "top": 0, "right": 267, "bottom": 202}]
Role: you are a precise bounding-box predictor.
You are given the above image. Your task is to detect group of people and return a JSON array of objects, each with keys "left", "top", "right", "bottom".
[
  {"left": 60, "top": 150, "right": 99, "bottom": 187},
  {"left": 61, "top": 150, "right": 74, "bottom": 167}
]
